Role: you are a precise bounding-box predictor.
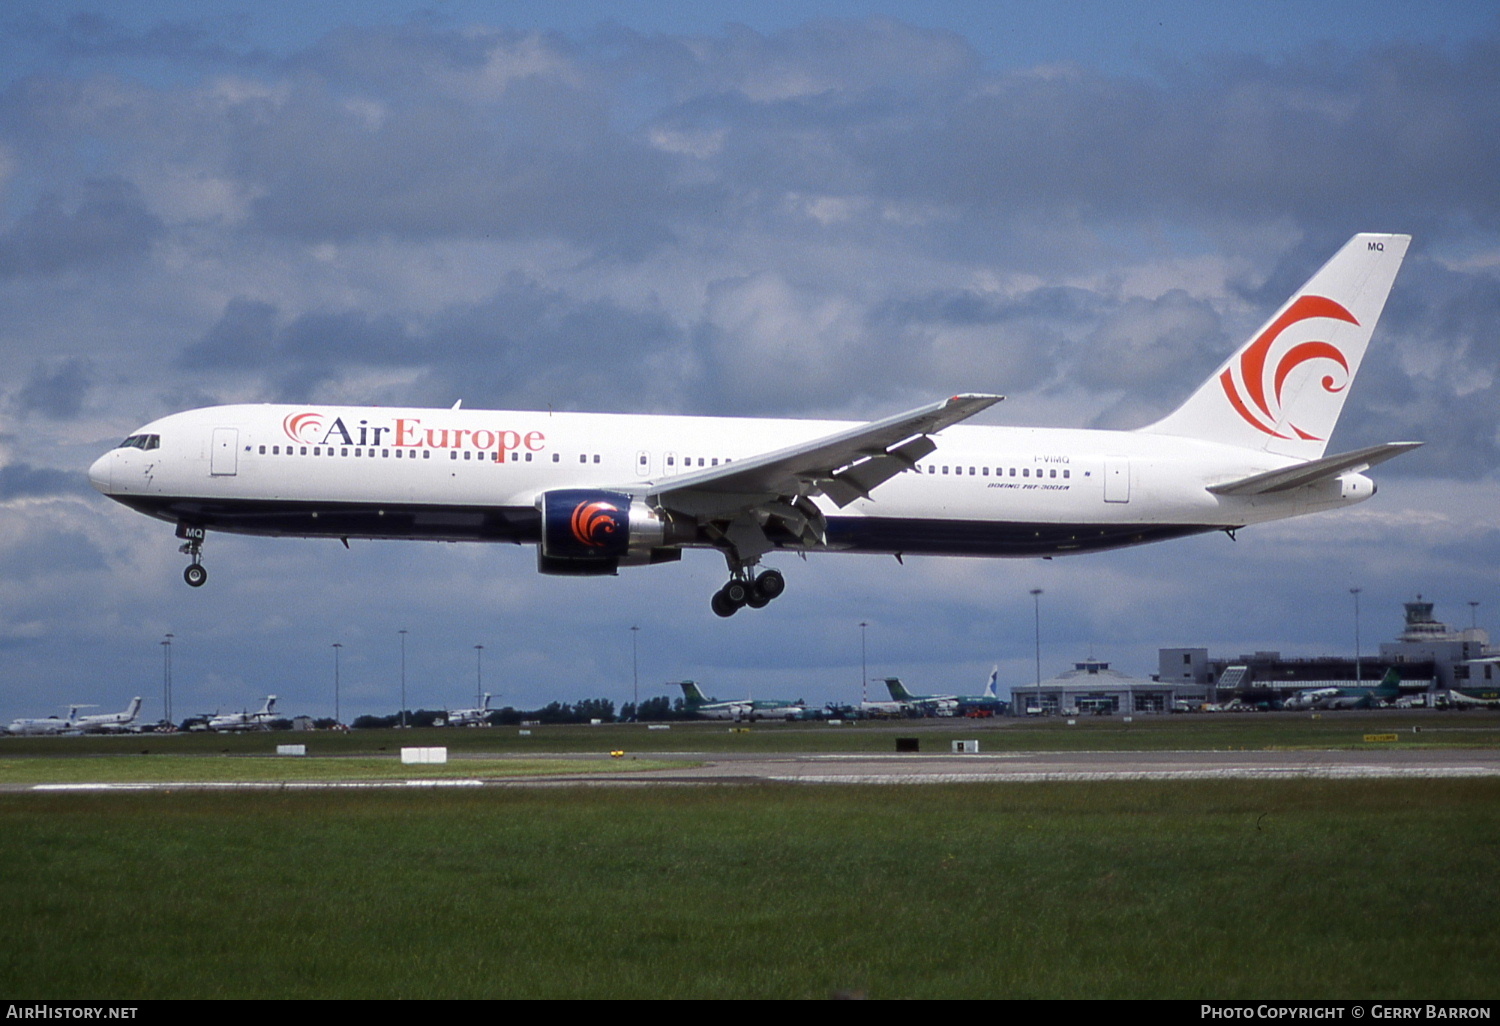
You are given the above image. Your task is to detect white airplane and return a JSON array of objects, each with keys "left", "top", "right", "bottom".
[
  {"left": 89, "top": 234, "right": 1418, "bottom": 616},
  {"left": 74, "top": 696, "right": 144, "bottom": 734},
  {"left": 883, "top": 667, "right": 1006, "bottom": 716},
  {"left": 207, "top": 695, "right": 278, "bottom": 732},
  {"left": 5, "top": 706, "right": 80, "bottom": 736},
  {"left": 1283, "top": 669, "right": 1404, "bottom": 710},
  {"left": 448, "top": 693, "right": 495, "bottom": 727},
  {"left": 675, "top": 681, "right": 806, "bottom": 721}
]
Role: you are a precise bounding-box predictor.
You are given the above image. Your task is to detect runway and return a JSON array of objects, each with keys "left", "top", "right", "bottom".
[
  {"left": 18, "top": 747, "right": 1500, "bottom": 792},
  {"left": 552, "top": 748, "right": 1500, "bottom": 785}
]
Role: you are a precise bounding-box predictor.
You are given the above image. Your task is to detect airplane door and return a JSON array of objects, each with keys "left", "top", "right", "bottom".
[
  {"left": 211, "top": 428, "right": 239, "bottom": 476},
  {"left": 663, "top": 451, "right": 679, "bottom": 476},
  {"left": 1103, "top": 458, "right": 1129, "bottom": 503}
]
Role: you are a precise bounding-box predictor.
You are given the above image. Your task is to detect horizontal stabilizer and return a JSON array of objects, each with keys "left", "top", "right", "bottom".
[{"left": 1207, "top": 441, "right": 1422, "bottom": 496}]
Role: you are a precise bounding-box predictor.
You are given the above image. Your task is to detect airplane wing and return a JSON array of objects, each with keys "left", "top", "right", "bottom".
[
  {"left": 1207, "top": 441, "right": 1422, "bottom": 497},
  {"left": 620, "top": 394, "right": 1002, "bottom": 551}
]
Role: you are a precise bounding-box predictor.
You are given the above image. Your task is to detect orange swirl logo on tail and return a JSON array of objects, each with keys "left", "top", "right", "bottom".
[
  {"left": 1220, "top": 295, "right": 1358, "bottom": 441},
  {"left": 570, "top": 501, "right": 623, "bottom": 548}
]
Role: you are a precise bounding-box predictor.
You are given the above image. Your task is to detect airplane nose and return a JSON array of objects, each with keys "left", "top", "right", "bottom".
[{"left": 88, "top": 452, "right": 113, "bottom": 494}]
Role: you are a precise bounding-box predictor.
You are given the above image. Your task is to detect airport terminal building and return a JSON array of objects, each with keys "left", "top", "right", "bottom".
[
  {"left": 1010, "top": 659, "right": 1207, "bottom": 716},
  {"left": 1010, "top": 598, "right": 1493, "bottom": 714},
  {"left": 1157, "top": 598, "right": 1492, "bottom": 704}
]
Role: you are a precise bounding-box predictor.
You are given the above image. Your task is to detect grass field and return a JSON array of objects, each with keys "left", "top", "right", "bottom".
[
  {"left": 1, "top": 779, "right": 1496, "bottom": 999},
  {"left": 0, "top": 755, "right": 686, "bottom": 785},
  {"left": 3, "top": 714, "right": 1496, "bottom": 999},
  {"left": 3, "top": 709, "right": 1497, "bottom": 761}
]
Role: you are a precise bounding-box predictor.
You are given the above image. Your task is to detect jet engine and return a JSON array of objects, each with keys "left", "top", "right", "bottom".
[{"left": 536, "top": 489, "right": 685, "bottom": 575}]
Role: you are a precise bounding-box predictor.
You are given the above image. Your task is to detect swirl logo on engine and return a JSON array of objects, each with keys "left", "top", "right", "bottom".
[
  {"left": 1219, "top": 294, "right": 1358, "bottom": 441},
  {"left": 570, "top": 500, "right": 623, "bottom": 548}
]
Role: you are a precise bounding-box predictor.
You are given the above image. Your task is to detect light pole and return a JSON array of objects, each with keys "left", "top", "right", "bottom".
[
  {"left": 398, "top": 629, "right": 408, "bottom": 728},
  {"left": 629, "top": 626, "right": 640, "bottom": 713},
  {"left": 332, "top": 642, "right": 342, "bottom": 725},
  {"left": 1350, "top": 587, "right": 1362, "bottom": 684},
  {"left": 474, "top": 644, "right": 484, "bottom": 707},
  {"left": 1470, "top": 601, "right": 1480, "bottom": 631},
  {"left": 1030, "top": 590, "right": 1044, "bottom": 689},
  {"left": 859, "top": 621, "right": 868, "bottom": 706},
  {"left": 161, "top": 634, "right": 174, "bottom": 727}
]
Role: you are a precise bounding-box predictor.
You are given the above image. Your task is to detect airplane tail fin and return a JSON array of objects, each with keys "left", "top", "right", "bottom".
[
  {"left": 1143, "top": 234, "right": 1409, "bottom": 460},
  {"left": 1373, "top": 668, "right": 1403, "bottom": 701},
  {"left": 883, "top": 678, "right": 915, "bottom": 702},
  {"left": 984, "top": 666, "right": 999, "bottom": 699},
  {"left": 676, "top": 681, "right": 709, "bottom": 705},
  {"left": 126, "top": 697, "right": 142, "bottom": 719}
]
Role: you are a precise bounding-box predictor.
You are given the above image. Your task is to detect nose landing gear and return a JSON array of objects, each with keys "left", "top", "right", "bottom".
[{"left": 176, "top": 524, "right": 208, "bottom": 588}]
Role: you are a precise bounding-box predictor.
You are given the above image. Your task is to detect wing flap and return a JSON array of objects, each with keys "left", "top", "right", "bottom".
[{"left": 641, "top": 393, "right": 1002, "bottom": 516}]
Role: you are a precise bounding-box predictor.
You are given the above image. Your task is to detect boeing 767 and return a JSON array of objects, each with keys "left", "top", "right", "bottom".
[{"left": 90, "top": 234, "right": 1418, "bottom": 616}]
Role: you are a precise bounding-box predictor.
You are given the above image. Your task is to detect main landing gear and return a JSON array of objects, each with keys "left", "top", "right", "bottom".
[
  {"left": 177, "top": 524, "right": 208, "bottom": 588},
  {"left": 711, "top": 567, "right": 785, "bottom": 618}
]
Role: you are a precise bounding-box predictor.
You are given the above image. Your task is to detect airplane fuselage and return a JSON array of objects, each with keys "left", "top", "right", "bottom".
[{"left": 89, "top": 403, "right": 1371, "bottom": 560}]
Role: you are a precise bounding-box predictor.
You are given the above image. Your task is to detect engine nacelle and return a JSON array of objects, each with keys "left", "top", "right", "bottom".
[{"left": 536, "top": 489, "right": 683, "bottom": 576}]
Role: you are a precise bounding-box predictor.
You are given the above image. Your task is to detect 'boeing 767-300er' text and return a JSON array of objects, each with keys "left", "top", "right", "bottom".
[{"left": 90, "top": 234, "right": 1418, "bottom": 617}]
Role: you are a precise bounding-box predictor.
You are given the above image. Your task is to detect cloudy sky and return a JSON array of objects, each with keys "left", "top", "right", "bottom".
[{"left": 1, "top": 1, "right": 1497, "bottom": 723}]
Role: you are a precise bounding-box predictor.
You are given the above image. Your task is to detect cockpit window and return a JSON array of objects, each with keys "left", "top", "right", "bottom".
[{"left": 117, "top": 434, "right": 160, "bottom": 451}]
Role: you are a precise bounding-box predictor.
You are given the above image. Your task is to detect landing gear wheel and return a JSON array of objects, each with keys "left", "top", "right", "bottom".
[
  {"left": 753, "top": 569, "right": 785, "bottom": 602},
  {"left": 184, "top": 564, "right": 208, "bottom": 588},
  {"left": 711, "top": 589, "right": 738, "bottom": 618},
  {"left": 723, "top": 579, "right": 750, "bottom": 606}
]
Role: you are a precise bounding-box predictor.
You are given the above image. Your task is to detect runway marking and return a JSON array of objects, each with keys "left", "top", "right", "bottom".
[
  {"left": 768, "top": 767, "right": 1500, "bottom": 783},
  {"left": 32, "top": 779, "right": 489, "bottom": 791}
]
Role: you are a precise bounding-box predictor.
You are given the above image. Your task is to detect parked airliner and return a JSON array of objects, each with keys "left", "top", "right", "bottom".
[
  {"left": 90, "top": 234, "right": 1418, "bottom": 616},
  {"left": 5, "top": 706, "right": 80, "bottom": 736},
  {"left": 74, "top": 696, "right": 144, "bottom": 734},
  {"left": 207, "top": 696, "right": 279, "bottom": 732}
]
